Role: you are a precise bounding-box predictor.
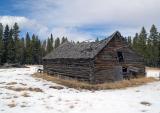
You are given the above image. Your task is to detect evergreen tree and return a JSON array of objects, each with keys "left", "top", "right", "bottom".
[
  {"left": 137, "top": 27, "right": 147, "bottom": 58},
  {"left": 13, "top": 23, "right": 21, "bottom": 63},
  {"left": 95, "top": 37, "right": 99, "bottom": 42},
  {"left": 132, "top": 33, "right": 139, "bottom": 50},
  {"left": 19, "top": 38, "right": 25, "bottom": 64},
  {"left": 149, "top": 25, "right": 159, "bottom": 46},
  {"left": 31, "top": 34, "right": 36, "bottom": 64},
  {"left": 148, "top": 25, "right": 159, "bottom": 66},
  {"left": 7, "top": 28, "right": 15, "bottom": 63},
  {"left": 0, "top": 23, "right": 4, "bottom": 64},
  {"left": 50, "top": 34, "right": 54, "bottom": 46},
  {"left": 131, "top": 25, "right": 160, "bottom": 67},
  {"left": 41, "top": 40, "right": 47, "bottom": 57},
  {"left": 46, "top": 37, "right": 53, "bottom": 53},
  {"left": 55, "top": 37, "right": 60, "bottom": 48},
  {"left": 146, "top": 35, "right": 152, "bottom": 66},
  {"left": 61, "top": 36, "right": 68, "bottom": 44},
  {"left": 31, "top": 35, "right": 41, "bottom": 64},
  {"left": 2, "top": 25, "right": 10, "bottom": 63},
  {"left": 158, "top": 33, "right": 160, "bottom": 66},
  {"left": 127, "top": 36, "right": 132, "bottom": 47},
  {"left": 0, "top": 23, "right": 3, "bottom": 37},
  {"left": 35, "top": 36, "right": 41, "bottom": 64},
  {"left": 25, "top": 32, "right": 32, "bottom": 64},
  {"left": 50, "top": 34, "right": 54, "bottom": 50}
]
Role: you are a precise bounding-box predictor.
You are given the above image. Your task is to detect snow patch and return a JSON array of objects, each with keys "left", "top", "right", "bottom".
[{"left": 0, "top": 66, "right": 160, "bottom": 113}]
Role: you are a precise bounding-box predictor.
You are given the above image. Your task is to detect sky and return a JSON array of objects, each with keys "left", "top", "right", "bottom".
[{"left": 0, "top": 0, "right": 160, "bottom": 41}]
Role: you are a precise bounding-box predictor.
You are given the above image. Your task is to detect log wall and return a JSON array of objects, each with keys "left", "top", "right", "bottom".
[{"left": 43, "top": 59, "right": 94, "bottom": 82}]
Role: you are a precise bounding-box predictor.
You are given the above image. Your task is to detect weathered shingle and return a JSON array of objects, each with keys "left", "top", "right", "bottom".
[{"left": 43, "top": 31, "right": 121, "bottom": 59}]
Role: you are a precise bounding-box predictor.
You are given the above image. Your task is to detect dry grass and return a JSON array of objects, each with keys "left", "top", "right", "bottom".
[
  {"left": 13, "top": 96, "right": 18, "bottom": 98},
  {"left": 8, "top": 100, "right": 16, "bottom": 108},
  {"left": 49, "top": 86, "right": 64, "bottom": 90},
  {"left": 146, "top": 67, "right": 160, "bottom": 71},
  {"left": 6, "top": 82, "right": 17, "bottom": 85},
  {"left": 20, "top": 105, "right": 27, "bottom": 108},
  {"left": 33, "top": 73, "right": 157, "bottom": 90},
  {"left": 69, "top": 105, "right": 74, "bottom": 109},
  {"left": 19, "top": 83, "right": 27, "bottom": 86},
  {"left": 21, "top": 92, "right": 30, "bottom": 97},
  {"left": 2, "top": 97, "right": 12, "bottom": 99},
  {"left": 0, "top": 82, "right": 6, "bottom": 84},
  {"left": 5, "top": 86, "right": 43, "bottom": 92}
]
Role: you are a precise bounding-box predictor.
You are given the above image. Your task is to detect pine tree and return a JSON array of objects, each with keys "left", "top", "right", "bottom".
[
  {"left": 61, "top": 37, "right": 68, "bottom": 44},
  {"left": 31, "top": 34, "right": 36, "bottom": 64},
  {"left": 149, "top": 25, "right": 159, "bottom": 45},
  {"left": 35, "top": 36, "right": 41, "bottom": 64},
  {"left": 31, "top": 35, "right": 41, "bottom": 64},
  {"left": 158, "top": 33, "right": 160, "bottom": 66},
  {"left": 146, "top": 35, "right": 152, "bottom": 66},
  {"left": 13, "top": 23, "right": 21, "bottom": 63},
  {"left": 7, "top": 28, "right": 15, "bottom": 63},
  {"left": 55, "top": 37, "right": 60, "bottom": 48},
  {"left": 46, "top": 37, "right": 53, "bottom": 53},
  {"left": 148, "top": 25, "right": 159, "bottom": 66},
  {"left": 138, "top": 27, "right": 147, "bottom": 57},
  {"left": 132, "top": 33, "right": 139, "bottom": 51},
  {"left": 95, "top": 37, "right": 99, "bottom": 42},
  {"left": 50, "top": 34, "right": 54, "bottom": 46},
  {"left": 127, "top": 36, "right": 132, "bottom": 47},
  {"left": 0, "top": 23, "right": 4, "bottom": 64},
  {"left": 19, "top": 38, "right": 25, "bottom": 64},
  {"left": 41, "top": 40, "right": 47, "bottom": 57},
  {"left": 2, "top": 25, "right": 10, "bottom": 63},
  {"left": 25, "top": 32, "right": 32, "bottom": 64}
]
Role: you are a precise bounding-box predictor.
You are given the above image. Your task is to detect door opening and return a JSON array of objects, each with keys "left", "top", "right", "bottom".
[{"left": 117, "top": 51, "right": 124, "bottom": 62}]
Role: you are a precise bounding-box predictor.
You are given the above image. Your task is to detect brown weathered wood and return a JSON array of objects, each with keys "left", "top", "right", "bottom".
[
  {"left": 43, "top": 31, "right": 145, "bottom": 84},
  {"left": 93, "top": 33, "right": 145, "bottom": 83}
]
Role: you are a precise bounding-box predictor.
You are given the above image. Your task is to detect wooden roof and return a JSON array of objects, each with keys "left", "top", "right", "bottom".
[{"left": 43, "top": 31, "right": 122, "bottom": 59}]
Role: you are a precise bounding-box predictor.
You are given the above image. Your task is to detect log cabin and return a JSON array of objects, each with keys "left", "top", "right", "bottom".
[{"left": 43, "top": 31, "right": 145, "bottom": 84}]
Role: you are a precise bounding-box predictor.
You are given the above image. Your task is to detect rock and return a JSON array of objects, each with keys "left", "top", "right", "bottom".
[{"left": 140, "top": 101, "right": 152, "bottom": 106}]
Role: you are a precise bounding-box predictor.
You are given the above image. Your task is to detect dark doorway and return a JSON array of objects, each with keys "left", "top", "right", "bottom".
[
  {"left": 117, "top": 51, "right": 124, "bottom": 62},
  {"left": 122, "top": 67, "right": 127, "bottom": 75},
  {"left": 122, "top": 67, "right": 129, "bottom": 80}
]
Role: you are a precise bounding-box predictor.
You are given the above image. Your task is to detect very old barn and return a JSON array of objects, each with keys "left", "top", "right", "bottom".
[{"left": 43, "top": 31, "right": 145, "bottom": 83}]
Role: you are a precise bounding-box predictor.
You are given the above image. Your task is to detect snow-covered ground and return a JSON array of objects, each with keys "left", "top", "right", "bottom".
[
  {"left": 146, "top": 67, "right": 160, "bottom": 78},
  {"left": 0, "top": 66, "right": 160, "bottom": 113}
]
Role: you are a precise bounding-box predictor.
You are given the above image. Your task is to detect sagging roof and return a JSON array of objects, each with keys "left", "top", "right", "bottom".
[{"left": 43, "top": 31, "right": 122, "bottom": 59}]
